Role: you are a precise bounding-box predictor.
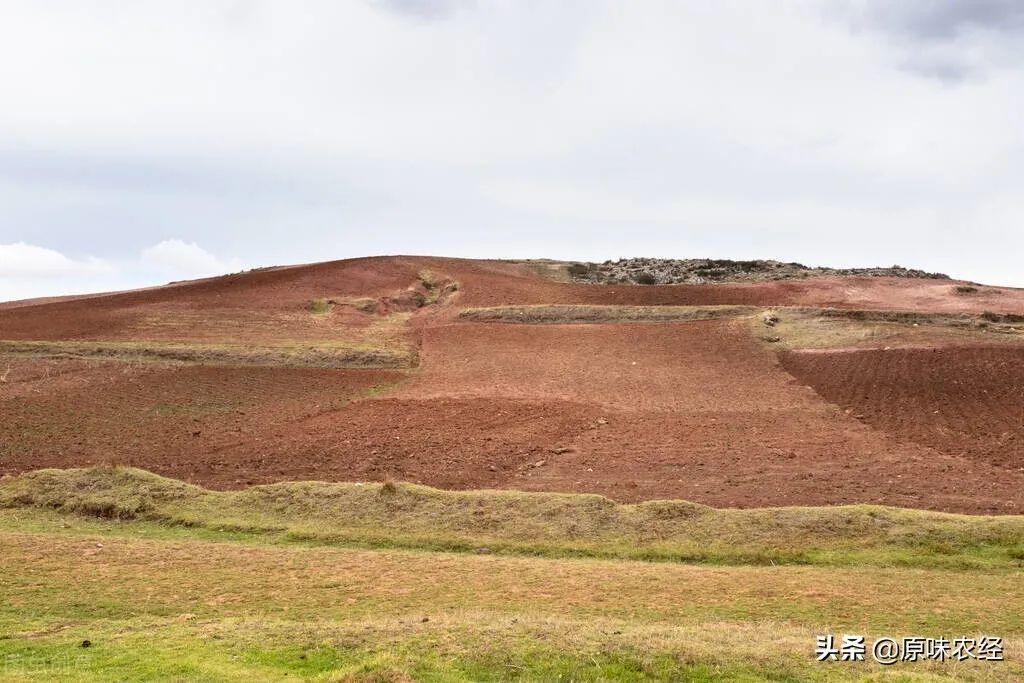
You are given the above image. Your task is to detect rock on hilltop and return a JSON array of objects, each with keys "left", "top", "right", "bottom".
[{"left": 566, "top": 258, "right": 949, "bottom": 285}]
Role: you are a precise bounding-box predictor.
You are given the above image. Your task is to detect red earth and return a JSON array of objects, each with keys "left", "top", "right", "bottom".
[
  {"left": 2, "top": 255, "right": 1022, "bottom": 342},
  {"left": 2, "top": 256, "right": 1023, "bottom": 513},
  {"left": 780, "top": 346, "right": 1024, "bottom": 472}
]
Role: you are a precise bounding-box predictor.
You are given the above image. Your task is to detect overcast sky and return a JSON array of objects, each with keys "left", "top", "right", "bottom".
[{"left": 1, "top": 0, "right": 1023, "bottom": 300}]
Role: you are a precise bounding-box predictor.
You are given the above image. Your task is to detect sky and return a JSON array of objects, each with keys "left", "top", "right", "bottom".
[{"left": 1, "top": 0, "right": 1023, "bottom": 301}]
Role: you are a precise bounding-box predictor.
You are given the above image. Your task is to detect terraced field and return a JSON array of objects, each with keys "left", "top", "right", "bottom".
[{"left": 2, "top": 255, "right": 1024, "bottom": 680}]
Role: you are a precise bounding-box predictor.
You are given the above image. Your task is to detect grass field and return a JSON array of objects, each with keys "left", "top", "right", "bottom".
[{"left": 1, "top": 468, "right": 1022, "bottom": 681}]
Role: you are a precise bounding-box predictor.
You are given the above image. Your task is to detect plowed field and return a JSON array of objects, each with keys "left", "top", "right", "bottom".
[
  {"left": 3, "top": 256, "right": 1024, "bottom": 513},
  {"left": 781, "top": 346, "right": 1024, "bottom": 471}
]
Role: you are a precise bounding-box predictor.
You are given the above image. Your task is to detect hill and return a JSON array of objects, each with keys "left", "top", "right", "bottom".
[
  {"left": 3, "top": 255, "right": 1024, "bottom": 681},
  {"left": 2, "top": 255, "right": 1023, "bottom": 513}
]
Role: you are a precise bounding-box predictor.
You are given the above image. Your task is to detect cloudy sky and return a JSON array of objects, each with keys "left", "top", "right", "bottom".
[{"left": 1, "top": 0, "right": 1023, "bottom": 300}]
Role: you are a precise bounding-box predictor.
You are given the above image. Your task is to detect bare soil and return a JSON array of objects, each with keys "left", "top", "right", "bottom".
[
  {"left": 780, "top": 346, "right": 1024, "bottom": 472},
  {"left": 2, "top": 255, "right": 1024, "bottom": 513},
  {"left": 1, "top": 256, "right": 1022, "bottom": 344}
]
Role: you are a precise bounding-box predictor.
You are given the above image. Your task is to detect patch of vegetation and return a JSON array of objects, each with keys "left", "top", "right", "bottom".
[
  {"left": 803, "top": 307, "right": 1024, "bottom": 333},
  {"left": 459, "top": 305, "right": 755, "bottom": 324},
  {"left": 417, "top": 270, "right": 438, "bottom": 291},
  {"left": 956, "top": 284, "right": 979, "bottom": 294},
  {"left": 634, "top": 272, "right": 659, "bottom": 285},
  {"left": 4, "top": 467, "right": 1024, "bottom": 569},
  {"left": 0, "top": 340, "right": 417, "bottom": 369},
  {"left": 812, "top": 308, "right": 947, "bottom": 325},
  {"left": 306, "top": 298, "right": 333, "bottom": 314},
  {"left": 347, "top": 297, "right": 380, "bottom": 313},
  {"left": 755, "top": 307, "right": 1024, "bottom": 350},
  {"left": 981, "top": 311, "right": 1024, "bottom": 324},
  {"left": 1, "top": 505, "right": 1024, "bottom": 681},
  {"left": 3, "top": 470, "right": 1024, "bottom": 680},
  {"left": 407, "top": 271, "right": 458, "bottom": 308}
]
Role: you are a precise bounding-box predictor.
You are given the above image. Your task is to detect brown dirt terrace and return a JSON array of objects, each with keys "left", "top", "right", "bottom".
[{"left": 2, "top": 255, "right": 1023, "bottom": 513}]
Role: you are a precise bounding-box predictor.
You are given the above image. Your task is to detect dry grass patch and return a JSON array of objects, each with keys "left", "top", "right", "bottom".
[
  {"left": 3, "top": 469, "right": 1024, "bottom": 680},
  {"left": 0, "top": 339, "right": 416, "bottom": 369},
  {"left": 4, "top": 468, "right": 1024, "bottom": 568},
  {"left": 0, "top": 527, "right": 1022, "bottom": 680},
  {"left": 459, "top": 305, "right": 756, "bottom": 324},
  {"left": 752, "top": 308, "right": 1024, "bottom": 350}
]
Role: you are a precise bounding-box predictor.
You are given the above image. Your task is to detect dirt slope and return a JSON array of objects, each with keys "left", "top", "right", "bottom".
[
  {"left": 781, "top": 346, "right": 1024, "bottom": 471},
  {"left": 2, "top": 256, "right": 1022, "bottom": 342},
  {"left": 2, "top": 255, "right": 1024, "bottom": 513}
]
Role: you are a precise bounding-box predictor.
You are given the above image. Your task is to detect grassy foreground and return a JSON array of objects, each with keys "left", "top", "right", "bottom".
[
  {"left": 3, "top": 467, "right": 1024, "bottom": 568},
  {"left": 1, "top": 468, "right": 1022, "bottom": 680}
]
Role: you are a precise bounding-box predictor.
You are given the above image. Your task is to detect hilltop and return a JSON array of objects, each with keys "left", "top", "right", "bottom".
[{"left": 565, "top": 257, "right": 949, "bottom": 284}]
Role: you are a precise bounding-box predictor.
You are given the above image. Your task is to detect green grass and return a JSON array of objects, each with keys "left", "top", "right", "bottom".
[
  {"left": 1, "top": 512, "right": 1022, "bottom": 681},
  {"left": 3, "top": 467, "right": 1024, "bottom": 569},
  {"left": 2, "top": 468, "right": 1023, "bottom": 680}
]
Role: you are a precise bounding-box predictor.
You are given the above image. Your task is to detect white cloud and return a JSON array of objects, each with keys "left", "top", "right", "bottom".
[
  {"left": 0, "top": 242, "right": 111, "bottom": 278},
  {"left": 140, "top": 239, "right": 242, "bottom": 277},
  {"left": 0, "top": 2, "right": 1022, "bottom": 291},
  {"left": 0, "top": 240, "right": 241, "bottom": 302}
]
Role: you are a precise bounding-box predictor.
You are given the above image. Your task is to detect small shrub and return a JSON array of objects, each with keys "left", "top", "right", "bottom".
[
  {"left": 634, "top": 272, "right": 658, "bottom": 285},
  {"left": 955, "top": 285, "right": 978, "bottom": 294},
  {"left": 71, "top": 497, "right": 148, "bottom": 519},
  {"left": 349, "top": 298, "right": 379, "bottom": 314},
  {"left": 418, "top": 270, "right": 437, "bottom": 291},
  {"left": 979, "top": 311, "right": 1024, "bottom": 323},
  {"left": 306, "top": 299, "right": 332, "bottom": 314}
]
